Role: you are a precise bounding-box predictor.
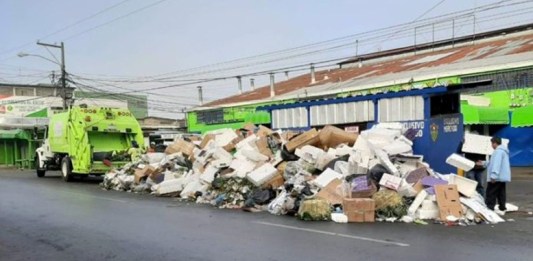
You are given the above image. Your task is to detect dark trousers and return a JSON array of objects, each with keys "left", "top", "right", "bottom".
[
  {"left": 485, "top": 182, "right": 507, "bottom": 211},
  {"left": 466, "top": 169, "right": 485, "bottom": 197}
]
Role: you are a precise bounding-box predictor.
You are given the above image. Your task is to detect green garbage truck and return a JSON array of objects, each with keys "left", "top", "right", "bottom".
[{"left": 35, "top": 106, "right": 144, "bottom": 181}]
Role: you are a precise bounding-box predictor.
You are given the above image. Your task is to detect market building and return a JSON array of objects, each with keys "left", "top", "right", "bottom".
[{"left": 187, "top": 24, "right": 533, "bottom": 166}]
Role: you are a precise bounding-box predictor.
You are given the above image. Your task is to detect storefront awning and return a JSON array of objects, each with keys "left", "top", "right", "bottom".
[
  {"left": 0, "top": 129, "right": 31, "bottom": 140},
  {"left": 511, "top": 106, "right": 533, "bottom": 127},
  {"left": 461, "top": 104, "right": 509, "bottom": 125}
]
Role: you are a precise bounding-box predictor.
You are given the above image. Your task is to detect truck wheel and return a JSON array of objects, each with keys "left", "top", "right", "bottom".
[
  {"left": 61, "top": 157, "right": 73, "bottom": 182},
  {"left": 35, "top": 154, "right": 45, "bottom": 178}
]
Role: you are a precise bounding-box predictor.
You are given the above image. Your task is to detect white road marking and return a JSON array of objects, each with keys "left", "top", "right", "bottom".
[{"left": 254, "top": 221, "right": 410, "bottom": 247}]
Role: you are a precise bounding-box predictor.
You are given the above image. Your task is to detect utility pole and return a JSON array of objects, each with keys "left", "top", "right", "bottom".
[{"left": 37, "top": 41, "right": 67, "bottom": 109}]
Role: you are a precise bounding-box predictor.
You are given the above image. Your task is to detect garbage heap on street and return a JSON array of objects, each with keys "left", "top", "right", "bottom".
[{"left": 101, "top": 124, "right": 506, "bottom": 225}]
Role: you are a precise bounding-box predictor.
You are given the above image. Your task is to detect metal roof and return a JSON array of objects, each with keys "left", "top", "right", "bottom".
[{"left": 195, "top": 26, "right": 533, "bottom": 111}]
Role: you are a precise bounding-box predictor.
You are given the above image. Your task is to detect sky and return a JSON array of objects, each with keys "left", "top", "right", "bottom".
[{"left": 1, "top": 0, "right": 531, "bottom": 118}]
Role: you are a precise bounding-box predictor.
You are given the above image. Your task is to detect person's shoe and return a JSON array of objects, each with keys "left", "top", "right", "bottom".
[{"left": 495, "top": 209, "right": 506, "bottom": 216}]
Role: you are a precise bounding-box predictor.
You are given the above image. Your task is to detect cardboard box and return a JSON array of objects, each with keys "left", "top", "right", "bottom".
[
  {"left": 255, "top": 137, "right": 273, "bottom": 158},
  {"left": 318, "top": 125, "right": 358, "bottom": 149},
  {"left": 200, "top": 134, "right": 216, "bottom": 149},
  {"left": 285, "top": 129, "right": 319, "bottom": 152},
  {"left": 345, "top": 210, "right": 375, "bottom": 223},
  {"left": 257, "top": 125, "right": 273, "bottom": 137},
  {"left": 343, "top": 198, "right": 375, "bottom": 211},
  {"left": 262, "top": 174, "right": 285, "bottom": 189},
  {"left": 222, "top": 141, "right": 236, "bottom": 152},
  {"left": 435, "top": 185, "right": 464, "bottom": 221},
  {"left": 316, "top": 178, "right": 343, "bottom": 205},
  {"left": 379, "top": 173, "right": 402, "bottom": 191},
  {"left": 134, "top": 166, "right": 156, "bottom": 184},
  {"left": 165, "top": 139, "right": 195, "bottom": 156},
  {"left": 281, "top": 131, "right": 297, "bottom": 143},
  {"left": 413, "top": 180, "right": 424, "bottom": 193},
  {"left": 242, "top": 123, "right": 257, "bottom": 131},
  {"left": 343, "top": 198, "right": 375, "bottom": 222}
]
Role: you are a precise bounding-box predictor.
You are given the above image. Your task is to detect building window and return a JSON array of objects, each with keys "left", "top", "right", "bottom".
[{"left": 197, "top": 109, "right": 224, "bottom": 124}]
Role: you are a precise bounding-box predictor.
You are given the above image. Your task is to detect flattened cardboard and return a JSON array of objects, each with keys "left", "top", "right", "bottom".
[
  {"left": 262, "top": 174, "right": 285, "bottom": 189},
  {"left": 316, "top": 178, "right": 343, "bottom": 205},
  {"left": 435, "top": 185, "right": 464, "bottom": 220},
  {"left": 285, "top": 129, "right": 319, "bottom": 152},
  {"left": 257, "top": 125, "right": 274, "bottom": 137},
  {"left": 318, "top": 125, "right": 358, "bottom": 149},
  {"left": 255, "top": 137, "right": 273, "bottom": 158},
  {"left": 200, "top": 134, "right": 216, "bottom": 149},
  {"left": 134, "top": 166, "right": 156, "bottom": 184},
  {"left": 165, "top": 139, "right": 195, "bottom": 156}
]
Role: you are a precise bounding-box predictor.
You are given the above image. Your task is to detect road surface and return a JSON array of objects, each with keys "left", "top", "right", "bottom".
[{"left": 1, "top": 169, "right": 533, "bottom": 261}]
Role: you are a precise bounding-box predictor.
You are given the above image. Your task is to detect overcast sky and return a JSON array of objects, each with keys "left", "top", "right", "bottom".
[{"left": 1, "top": 0, "right": 530, "bottom": 118}]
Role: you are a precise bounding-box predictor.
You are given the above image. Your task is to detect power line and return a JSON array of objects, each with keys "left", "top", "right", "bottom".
[
  {"left": 62, "top": 0, "right": 169, "bottom": 42},
  {"left": 0, "top": 0, "right": 132, "bottom": 57}
]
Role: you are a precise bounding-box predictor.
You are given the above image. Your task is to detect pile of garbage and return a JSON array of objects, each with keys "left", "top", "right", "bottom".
[{"left": 101, "top": 123, "right": 508, "bottom": 225}]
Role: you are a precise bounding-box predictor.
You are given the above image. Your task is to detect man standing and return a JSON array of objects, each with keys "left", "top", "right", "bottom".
[{"left": 481, "top": 137, "right": 511, "bottom": 215}]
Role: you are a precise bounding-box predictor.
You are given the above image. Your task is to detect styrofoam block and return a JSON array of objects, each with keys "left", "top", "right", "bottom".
[
  {"left": 382, "top": 139, "right": 413, "bottom": 156},
  {"left": 314, "top": 168, "right": 343, "bottom": 188},
  {"left": 449, "top": 174, "right": 478, "bottom": 197},
  {"left": 156, "top": 179, "right": 186, "bottom": 195},
  {"left": 335, "top": 144, "right": 353, "bottom": 156},
  {"left": 295, "top": 145, "right": 324, "bottom": 164},
  {"left": 421, "top": 199, "right": 438, "bottom": 211},
  {"left": 460, "top": 197, "right": 505, "bottom": 224},
  {"left": 214, "top": 129, "right": 238, "bottom": 147},
  {"left": 200, "top": 165, "right": 218, "bottom": 184},
  {"left": 236, "top": 134, "right": 257, "bottom": 150},
  {"left": 180, "top": 179, "right": 204, "bottom": 198},
  {"left": 373, "top": 122, "right": 404, "bottom": 131},
  {"left": 316, "top": 152, "right": 336, "bottom": 171},
  {"left": 334, "top": 161, "right": 350, "bottom": 176},
  {"left": 416, "top": 209, "right": 440, "bottom": 220},
  {"left": 408, "top": 190, "right": 428, "bottom": 216},
  {"left": 230, "top": 158, "right": 256, "bottom": 178},
  {"left": 462, "top": 133, "right": 509, "bottom": 155},
  {"left": 375, "top": 149, "right": 400, "bottom": 176},
  {"left": 241, "top": 146, "right": 269, "bottom": 162},
  {"left": 380, "top": 173, "right": 402, "bottom": 190},
  {"left": 247, "top": 163, "right": 278, "bottom": 186},
  {"left": 446, "top": 153, "right": 475, "bottom": 171},
  {"left": 397, "top": 180, "right": 417, "bottom": 197}
]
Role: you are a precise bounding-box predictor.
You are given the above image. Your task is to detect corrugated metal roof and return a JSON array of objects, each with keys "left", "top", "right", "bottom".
[{"left": 197, "top": 27, "right": 533, "bottom": 110}]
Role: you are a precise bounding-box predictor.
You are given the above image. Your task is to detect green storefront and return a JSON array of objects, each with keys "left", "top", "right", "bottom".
[{"left": 0, "top": 129, "right": 37, "bottom": 168}]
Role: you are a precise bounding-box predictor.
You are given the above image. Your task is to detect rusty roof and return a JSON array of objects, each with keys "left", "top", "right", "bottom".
[{"left": 199, "top": 25, "right": 533, "bottom": 110}]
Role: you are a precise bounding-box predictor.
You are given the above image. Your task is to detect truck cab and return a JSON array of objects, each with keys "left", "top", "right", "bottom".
[{"left": 35, "top": 106, "right": 144, "bottom": 181}]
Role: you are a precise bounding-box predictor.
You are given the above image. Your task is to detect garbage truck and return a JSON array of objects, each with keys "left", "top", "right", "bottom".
[{"left": 35, "top": 106, "right": 144, "bottom": 181}]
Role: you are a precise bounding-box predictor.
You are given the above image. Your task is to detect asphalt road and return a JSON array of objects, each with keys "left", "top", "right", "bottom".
[{"left": 1, "top": 169, "right": 533, "bottom": 261}]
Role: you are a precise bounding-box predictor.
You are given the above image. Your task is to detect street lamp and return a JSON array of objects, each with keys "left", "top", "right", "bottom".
[
  {"left": 17, "top": 41, "right": 68, "bottom": 109},
  {"left": 17, "top": 52, "right": 60, "bottom": 66}
]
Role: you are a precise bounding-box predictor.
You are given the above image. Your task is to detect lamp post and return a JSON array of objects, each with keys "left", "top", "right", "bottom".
[{"left": 17, "top": 41, "right": 68, "bottom": 109}]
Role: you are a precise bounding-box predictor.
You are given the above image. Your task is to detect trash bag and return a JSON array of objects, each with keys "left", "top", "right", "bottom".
[
  {"left": 283, "top": 161, "right": 300, "bottom": 180},
  {"left": 369, "top": 164, "right": 388, "bottom": 188},
  {"left": 245, "top": 188, "right": 276, "bottom": 207},
  {"left": 281, "top": 144, "right": 299, "bottom": 161}
]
